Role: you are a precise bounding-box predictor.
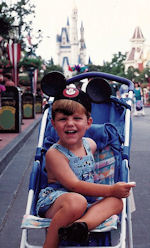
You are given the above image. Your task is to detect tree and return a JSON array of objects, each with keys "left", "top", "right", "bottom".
[
  {"left": 109, "top": 52, "right": 126, "bottom": 77},
  {"left": 0, "top": 2, "right": 14, "bottom": 74},
  {"left": 87, "top": 64, "right": 102, "bottom": 72},
  {"left": 19, "top": 56, "right": 42, "bottom": 70},
  {"left": 125, "top": 67, "right": 139, "bottom": 81},
  {"left": 133, "top": 67, "right": 150, "bottom": 85},
  {"left": 0, "top": 1, "right": 42, "bottom": 50},
  {"left": 44, "top": 59, "right": 63, "bottom": 75},
  {"left": 0, "top": 2, "right": 14, "bottom": 39},
  {"left": 87, "top": 51, "right": 126, "bottom": 78},
  {"left": 9, "top": 0, "right": 35, "bottom": 40}
]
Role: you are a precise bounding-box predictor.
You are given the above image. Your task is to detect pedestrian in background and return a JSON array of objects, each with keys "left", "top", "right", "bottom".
[
  {"left": 119, "top": 84, "right": 128, "bottom": 98},
  {"left": 133, "top": 82, "right": 145, "bottom": 116}
]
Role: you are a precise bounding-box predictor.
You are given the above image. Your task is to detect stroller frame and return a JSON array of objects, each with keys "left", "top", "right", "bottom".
[{"left": 20, "top": 72, "right": 134, "bottom": 248}]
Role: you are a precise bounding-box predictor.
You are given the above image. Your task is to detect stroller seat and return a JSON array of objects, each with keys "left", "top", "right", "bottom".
[
  {"left": 21, "top": 144, "right": 118, "bottom": 232},
  {"left": 20, "top": 71, "right": 134, "bottom": 248}
]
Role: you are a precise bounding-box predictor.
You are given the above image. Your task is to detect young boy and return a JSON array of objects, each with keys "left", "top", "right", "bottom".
[{"left": 36, "top": 84, "right": 135, "bottom": 248}]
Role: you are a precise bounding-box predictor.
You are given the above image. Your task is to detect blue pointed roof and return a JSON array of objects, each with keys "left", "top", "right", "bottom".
[
  {"left": 88, "top": 56, "right": 92, "bottom": 64},
  {"left": 56, "top": 34, "right": 61, "bottom": 42},
  {"left": 61, "top": 27, "right": 69, "bottom": 43},
  {"left": 67, "top": 17, "right": 69, "bottom": 26},
  {"left": 62, "top": 56, "right": 69, "bottom": 67}
]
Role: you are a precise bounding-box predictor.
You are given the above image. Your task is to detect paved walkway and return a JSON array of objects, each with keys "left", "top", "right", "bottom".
[
  {"left": 0, "top": 114, "right": 42, "bottom": 174},
  {"left": 0, "top": 124, "right": 42, "bottom": 247}
]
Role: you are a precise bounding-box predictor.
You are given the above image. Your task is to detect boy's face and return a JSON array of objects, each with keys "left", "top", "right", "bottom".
[{"left": 51, "top": 111, "right": 92, "bottom": 147}]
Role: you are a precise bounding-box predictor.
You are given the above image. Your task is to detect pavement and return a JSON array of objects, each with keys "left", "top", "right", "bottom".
[
  {"left": 0, "top": 114, "right": 42, "bottom": 175},
  {"left": 0, "top": 115, "right": 42, "bottom": 244}
]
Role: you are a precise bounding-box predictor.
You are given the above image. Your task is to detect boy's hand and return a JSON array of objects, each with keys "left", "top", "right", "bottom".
[{"left": 111, "top": 182, "right": 136, "bottom": 198}]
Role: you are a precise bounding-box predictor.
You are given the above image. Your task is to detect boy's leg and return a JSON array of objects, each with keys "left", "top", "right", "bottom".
[
  {"left": 77, "top": 196, "right": 123, "bottom": 230},
  {"left": 43, "top": 192, "right": 87, "bottom": 248}
]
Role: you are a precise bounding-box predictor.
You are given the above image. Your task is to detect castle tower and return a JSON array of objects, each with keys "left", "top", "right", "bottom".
[
  {"left": 56, "top": 4, "right": 86, "bottom": 77},
  {"left": 70, "top": 4, "right": 79, "bottom": 65},
  {"left": 124, "top": 26, "right": 145, "bottom": 71}
]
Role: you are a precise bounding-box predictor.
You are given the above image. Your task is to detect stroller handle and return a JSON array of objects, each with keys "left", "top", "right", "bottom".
[{"left": 67, "top": 71, "right": 134, "bottom": 91}]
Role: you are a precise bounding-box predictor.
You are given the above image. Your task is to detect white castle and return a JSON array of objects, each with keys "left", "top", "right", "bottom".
[{"left": 56, "top": 4, "right": 86, "bottom": 78}]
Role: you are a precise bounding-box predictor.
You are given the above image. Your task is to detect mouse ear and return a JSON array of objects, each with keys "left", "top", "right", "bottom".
[
  {"left": 86, "top": 78, "right": 112, "bottom": 103},
  {"left": 41, "top": 71, "right": 66, "bottom": 96}
]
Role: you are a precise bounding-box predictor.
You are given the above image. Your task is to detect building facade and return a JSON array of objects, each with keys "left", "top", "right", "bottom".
[
  {"left": 56, "top": 4, "right": 86, "bottom": 78},
  {"left": 124, "top": 26, "right": 150, "bottom": 72}
]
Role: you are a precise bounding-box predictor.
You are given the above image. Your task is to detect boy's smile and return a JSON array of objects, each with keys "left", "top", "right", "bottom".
[{"left": 65, "top": 130, "right": 77, "bottom": 134}]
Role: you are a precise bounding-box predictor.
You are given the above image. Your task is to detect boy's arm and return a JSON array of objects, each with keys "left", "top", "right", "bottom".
[{"left": 46, "top": 149, "right": 135, "bottom": 199}]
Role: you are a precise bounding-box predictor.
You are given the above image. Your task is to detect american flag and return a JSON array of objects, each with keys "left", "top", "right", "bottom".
[{"left": 7, "top": 40, "right": 21, "bottom": 86}]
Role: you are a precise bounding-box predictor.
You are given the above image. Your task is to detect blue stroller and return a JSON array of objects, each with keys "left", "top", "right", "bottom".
[{"left": 20, "top": 71, "right": 134, "bottom": 248}]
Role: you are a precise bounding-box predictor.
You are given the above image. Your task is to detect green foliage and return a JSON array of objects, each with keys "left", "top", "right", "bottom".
[
  {"left": 0, "top": 3, "right": 14, "bottom": 38},
  {"left": 0, "top": 17, "right": 12, "bottom": 37},
  {"left": 125, "top": 67, "right": 138, "bottom": 81},
  {"left": 9, "top": 0, "right": 35, "bottom": 37},
  {"left": 87, "top": 52, "right": 126, "bottom": 78},
  {"left": 19, "top": 56, "right": 42, "bottom": 70},
  {"left": 86, "top": 64, "right": 102, "bottom": 72},
  {"left": 100, "top": 52, "right": 126, "bottom": 77},
  {"left": 44, "top": 60, "right": 63, "bottom": 74},
  {"left": 0, "top": 1, "right": 40, "bottom": 49},
  {"left": 124, "top": 66, "right": 150, "bottom": 85}
]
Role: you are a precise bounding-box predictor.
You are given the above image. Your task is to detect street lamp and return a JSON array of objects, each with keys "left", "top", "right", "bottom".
[
  {"left": 12, "top": 25, "right": 20, "bottom": 42},
  {"left": 9, "top": 23, "right": 20, "bottom": 42}
]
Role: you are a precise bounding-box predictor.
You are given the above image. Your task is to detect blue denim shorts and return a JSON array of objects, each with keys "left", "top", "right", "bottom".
[
  {"left": 36, "top": 185, "right": 68, "bottom": 217},
  {"left": 36, "top": 184, "right": 99, "bottom": 217}
]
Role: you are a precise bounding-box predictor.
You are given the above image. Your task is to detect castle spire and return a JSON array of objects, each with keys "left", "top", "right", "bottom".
[
  {"left": 79, "top": 21, "right": 86, "bottom": 64},
  {"left": 70, "top": 3, "right": 79, "bottom": 65},
  {"left": 71, "top": 3, "right": 78, "bottom": 44},
  {"left": 130, "top": 26, "right": 145, "bottom": 43},
  {"left": 80, "top": 21, "right": 86, "bottom": 49},
  {"left": 67, "top": 17, "right": 69, "bottom": 26}
]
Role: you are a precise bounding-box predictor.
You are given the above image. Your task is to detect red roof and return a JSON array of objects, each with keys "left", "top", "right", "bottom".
[{"left": 131, "top": 26, "right": 145, "bottom": 41}]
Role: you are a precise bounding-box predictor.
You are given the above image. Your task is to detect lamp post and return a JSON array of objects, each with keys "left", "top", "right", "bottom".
[
  {"left": 9, "top": 25, "right": 20, "bottom": 43},
  {"left": 28, "top": 66, "right": 35, "bottom": 93}
]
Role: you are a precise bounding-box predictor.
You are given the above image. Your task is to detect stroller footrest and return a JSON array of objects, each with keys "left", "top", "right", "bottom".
[{"left": 21, "top": 214, "right": 119, "bottom": 232}]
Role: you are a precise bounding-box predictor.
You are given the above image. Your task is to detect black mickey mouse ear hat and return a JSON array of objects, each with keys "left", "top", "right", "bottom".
[
  {"left": 41, "top": 71, "right": 66, "bottom": 97},
  {"left": 54, "top": 84, "right": 92, "bottom": 113},
  {"left": 41, "top": 72, "right": 112, "bottom": 113},
  {"left": 41, "top": 71, "right": 92, "bottom": 112},
  {"left": 86, "top": 78, "right": 112, "bottom": 103}
]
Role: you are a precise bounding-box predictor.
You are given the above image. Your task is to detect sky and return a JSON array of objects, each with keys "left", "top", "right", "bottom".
[{"left": 8, "top": 0, "right": 150, "bottom": 65}]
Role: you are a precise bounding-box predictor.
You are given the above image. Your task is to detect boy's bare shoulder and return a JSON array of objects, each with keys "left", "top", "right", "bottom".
[
  {"left": 46, "top": 146, "right": 61, "bottom": 157},
  {"left": 46, "top": 146, "right": 68, "bottom": 171},
  {"left": 85, "top": 137, "right": 97, "bottom": 154},
  {"left": 46, "top": 146, "right": 67, "bottom": 160}
]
